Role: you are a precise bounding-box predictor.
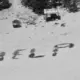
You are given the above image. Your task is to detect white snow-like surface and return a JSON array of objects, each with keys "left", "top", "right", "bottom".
[{"left": 0, "top": 10, "right": 80, "bottom": 80}]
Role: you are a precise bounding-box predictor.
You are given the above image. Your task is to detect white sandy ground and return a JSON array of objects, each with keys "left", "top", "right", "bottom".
[{"left": 0, "top": 10, "right": 80, "bottom": 80}]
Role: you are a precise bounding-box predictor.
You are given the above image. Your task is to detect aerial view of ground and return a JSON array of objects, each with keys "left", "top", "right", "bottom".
[{"left": 0, "top": 0, "right": 80, "bottom": 80}]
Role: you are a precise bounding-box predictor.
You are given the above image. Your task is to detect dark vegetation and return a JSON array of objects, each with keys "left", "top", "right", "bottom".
[
  {"left": 21, "top": 0, "right": 80, "bottom": 15},
  {"left": 0, "top": 0, "right": 12, "bottom": 11},
  {"left": 20, "top": 0, "right": 80, "bottom": 23}
]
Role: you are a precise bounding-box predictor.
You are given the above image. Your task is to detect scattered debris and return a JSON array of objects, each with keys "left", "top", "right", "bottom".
[
  {"left": 54, "top": 43, "right": 74, "bottom": 49},
  {"left": 0, "top": 51, "right": 6, "bottom": 56},
  {"left": 61, "top": 23, "right": 66, "bottom": 27},
  {"left": 52, "top": 43, "right": 74, "bottom": 57},
  {"left": 29, "top": 48, "right": 45, "bottom": 58},
  {"left": 12, "top": 49, "right": 26, "bottom": 59},
  {"left": 0, "top": 51, "right": 6, "bottom": 61},
  {"left": 29, "top": 53, "right": 45, "bottom": 58},
  {"left": 0, "top": 56, "right": 4, "bottom": 61},
  {"left": 52, "top": 48, "right": 58, "bottom": 56},
  {"left": 68, "top": 43, "right": 74, "bottom": 48},
  {"left": 29, "top": 53, "right": 35, "bottom": 58},
  {"left": 52, "top": 52, "right": 57, "bottom": 56}
]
